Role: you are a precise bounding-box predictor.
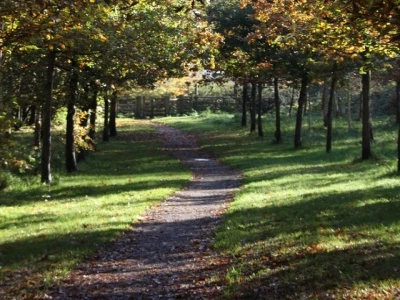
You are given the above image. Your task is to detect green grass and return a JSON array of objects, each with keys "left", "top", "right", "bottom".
[
  {"left": 159, "top": 113, "right": 400, "bottom": 299},
  {"left": 0, "top": 119, "right": 191, "bottom": 298}
]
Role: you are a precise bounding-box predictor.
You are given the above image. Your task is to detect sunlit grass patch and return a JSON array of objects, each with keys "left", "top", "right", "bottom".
[
  {"left": 0, "top": 119, "right": 191, "bottom": 297},
  {"left": 160, "top": 113, "right": 400, "bottom": 299}
]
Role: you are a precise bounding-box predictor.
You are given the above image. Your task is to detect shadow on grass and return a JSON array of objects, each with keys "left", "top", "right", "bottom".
[
  {"left": 235, "top": 241, "right": 400, "bottom": 299},
  {"left": 0, "top": 177, "right": 188, "bottom": 207},
  {"left": 217, "top": 185, "right": 400, "bottom": 298}
]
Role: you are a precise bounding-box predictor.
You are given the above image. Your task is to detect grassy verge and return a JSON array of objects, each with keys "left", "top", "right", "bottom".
[
  {"left": 0, "top": 119, "right": 191, "bottom": 298},
  {"left": 159, "top": 113, "right": 400, "bottom": 299}
]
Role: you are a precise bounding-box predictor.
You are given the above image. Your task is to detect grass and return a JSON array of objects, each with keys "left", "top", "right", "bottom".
[
  {"left": 0, "top": 119, "right": 191, "bottom": 298},
  {"left": 158, "top": 112, "right": 400, "bottom": 299}
]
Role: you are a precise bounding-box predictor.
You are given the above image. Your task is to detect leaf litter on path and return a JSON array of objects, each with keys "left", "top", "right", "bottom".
[{"left": 48, "top": 121, "right": 242, "bottom": 299}]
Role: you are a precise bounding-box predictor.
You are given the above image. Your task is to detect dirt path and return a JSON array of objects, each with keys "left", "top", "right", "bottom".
[{"left": 50, "top": 122, "right": 241, "bottom": 299}]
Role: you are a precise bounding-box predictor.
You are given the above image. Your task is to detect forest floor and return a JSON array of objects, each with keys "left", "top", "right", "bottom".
[{"left": 49, "top": 121, "right": 242, "bottom": 299}]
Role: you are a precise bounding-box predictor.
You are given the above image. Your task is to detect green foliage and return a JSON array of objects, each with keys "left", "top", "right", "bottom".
[{"left": 160, "top": 113, "right": 400, "bottom": 299}]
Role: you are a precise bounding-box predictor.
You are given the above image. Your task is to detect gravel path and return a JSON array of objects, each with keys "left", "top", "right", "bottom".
[{"left": 51, "top": 122, "right": 241, "bottom": 299}]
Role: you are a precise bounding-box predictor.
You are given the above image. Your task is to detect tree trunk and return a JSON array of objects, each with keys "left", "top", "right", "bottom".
[
  {"left": 34, "top": 105, "right": 41, "bottom": 147},
  {"left": 88, "top": 83, "right": 98, "bottom": 143},
  {"left": 241, "top": 83, "right": 247, "bottom": 127},
  {"left": 257, "top": 83, "right": 263, "bottom": 137},
  {"left": 65, "top": 68, "right": 79, "bottom": 173},
  {"left": 322, "top": 79, "right": 329, "bottom": 127},
  {"left": 109, "top": 91, "right": 118, "bottom": 137},
  {"left": 274, "top": 77, "right": 282, "bottom": 143},
  {"left": 347, "top": 79, "right": 352, "bottom": 131},
  {"left": 294, "top": 72, "right": 308, "bottom": 149},
  {"left": 103, "top": 91, "right": 110, "bottom": 142},
  {"left": 289, "top": 85, "right": 295, "bottom": 117},
  {"left": 27, "top": 105, "right": 36, "bottom": 125},
  {"left": 396, "top": 80, "right": 400, "bottom": 124},
  {"left": 250, "top": 82, "right": 256, "bottom": 133},
  {"left": 361, "top": 59, "right": 372, "bottom": 160},
  {"left": 41, "top": 50, "right": 56, "bottom": 184},
  {"left": 326, "top": 62, "right": 338, "bottom": 153},
  {"left": 308, "top": 92, "right": 312, "bottom": 131}
]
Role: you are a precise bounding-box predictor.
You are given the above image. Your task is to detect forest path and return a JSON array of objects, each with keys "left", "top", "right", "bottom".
[{"left": 51, "top": 121, "right": 242, "bottom": 299}]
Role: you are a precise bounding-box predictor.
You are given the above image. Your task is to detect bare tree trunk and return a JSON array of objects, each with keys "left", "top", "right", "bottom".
[
  {"left": 41, "top": 50, "right": 56, "bottom": 184},
  {"left": 294, "top": 72, "right": 308, "bottom": 149},
  {"left": 109, "top": 91, "right": 118, "bottom": 137},
  {"left": 88, "top": 83, "right": 98, "bottom": 143},
  {"left": 289, "top": 85, "right": 296, "bottom": 117},
  {"left": 361, "top": 55, "right": 372, "bottom": 160},
  {"left": 308, "top": 92, "right": 312, "bottom": 131},
  {"left": 103, "top": 90, "right": 110, "bottom": 142},
  {"left": 34, "top": 105, "right": 41, "bottom": 147},
  {"left": 250, "top": 82, "right": 256, "bottom": 133},
  {"left": 241, "top": 83, "right": 247, "bottom": 127},
  {"left": 347, "top": 79, "right": 352, "bottom": 131},
  {"left": 326, "top": 62, "right": 338, "bottom": 153},
  {"left": 274, "top": 77, "right": 282, "bottom": 143},
  {"left": 257, "top": 83, "right": 263, "bottom": 137},
  {"left": 396, "top": 80, "right": 400, "bottom": 124},
  {"left": 322, "top": 79, "right": 329, "bottom": 127},
  {"left": 65, "top": 67, "right": 79, "bottom": 173}
]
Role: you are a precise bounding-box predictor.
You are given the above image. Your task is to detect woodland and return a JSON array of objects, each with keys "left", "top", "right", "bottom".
[{"left": 1, "top": 0, "right": 400, "bottom": 298}]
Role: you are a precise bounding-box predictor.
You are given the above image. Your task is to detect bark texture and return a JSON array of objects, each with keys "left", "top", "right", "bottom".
[
  {"left": 257, "top": 83, "right": 263, "bottom": 138},
  {"left": 326, "top": 62, "right": 338, "bottom": 153},
  {"left": 294, "top": 72, "right": 308, "bottom": 149},
  {"left": 41, "top": 50, "right": 56, "bottom": 184},
  {"left": 241, "top": 83, "right": 247, "bottom": 127},
  {"left": 250, "top": 82, "right": 256, "bottom": 133}
]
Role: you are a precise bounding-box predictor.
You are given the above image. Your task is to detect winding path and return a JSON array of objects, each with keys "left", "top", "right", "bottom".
[{"left": 51, "top": 122, "right": 241, "bottom": 299}]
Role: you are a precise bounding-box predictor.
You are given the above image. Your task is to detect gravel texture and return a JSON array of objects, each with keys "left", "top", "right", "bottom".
[{"left": 49, "top": 122, "right": 241, "bottom": 299}]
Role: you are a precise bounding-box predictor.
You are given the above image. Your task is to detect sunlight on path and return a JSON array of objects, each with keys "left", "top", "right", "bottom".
[{"left": 50, "top": 122, "right": 241, "bottom": 299}]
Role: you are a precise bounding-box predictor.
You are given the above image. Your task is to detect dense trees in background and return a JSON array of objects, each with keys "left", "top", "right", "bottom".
[
  {"left": 0, "top": 0, "right": 216, "bottom": 183},
  {"left": 207, "top": 0, "right": 400, "bottom": 171},
  {"left": 1, "top": 0, "right": 400, "bottom": 182}
]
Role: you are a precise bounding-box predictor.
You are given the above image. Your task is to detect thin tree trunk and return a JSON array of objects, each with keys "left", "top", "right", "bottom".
[
  {"left": 347, "top": 79, "right": 352, "bottom": 131},
  {"left": 65, "top": 67, "right": 79, "bottom": 173},
  {"left": 289, "top": 85, "right": 295, "bottom": 117},
  {"left": 257, "top": 83, "right": 263, "bottom": 137},
  {"left": 41, "top": 50, "right": 56, "bottom": 184},
  {"left": 333, "top": 93, "right": 340, "bottom": 118},
  {"left": 103, "top": 90, "right": 110, "bottom": 142},
  {"left": 308, "top": 92, "right": 312, "bottom": 131},
  {"left": 326, "top": 62, "right": 338, "bottom": 153},
  {"left": 109, "top": 91, "right": 118, "bottom": 137},
  {"left": 294, "top": 72, "right": 308, "bottom": 149},
  {"left": 396, "top": 80, "right": 400, "bottom": 124},
  {"left": 361, "top": 56, "right": 372, "bottom": 160},
  {"left": 34, "top": 105, "right": 41, "bottom": 147},
  {"left": 274, "top": 77, "right": 282, "bottom": 143},
  {"left": 28, "top": 105, "right": 36, "bottom": 125},
  {"left": 250, "top": 82, "right": 256, "bottom": 133},
  {"left": 241, "top": 83, "right": 247, "bottom": 127},
  {"left": 322, "top": 79, "right": 329, "bottom": 126},
  {"left": 88, "top": 83, "right": 98, "bottom": 143}
]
